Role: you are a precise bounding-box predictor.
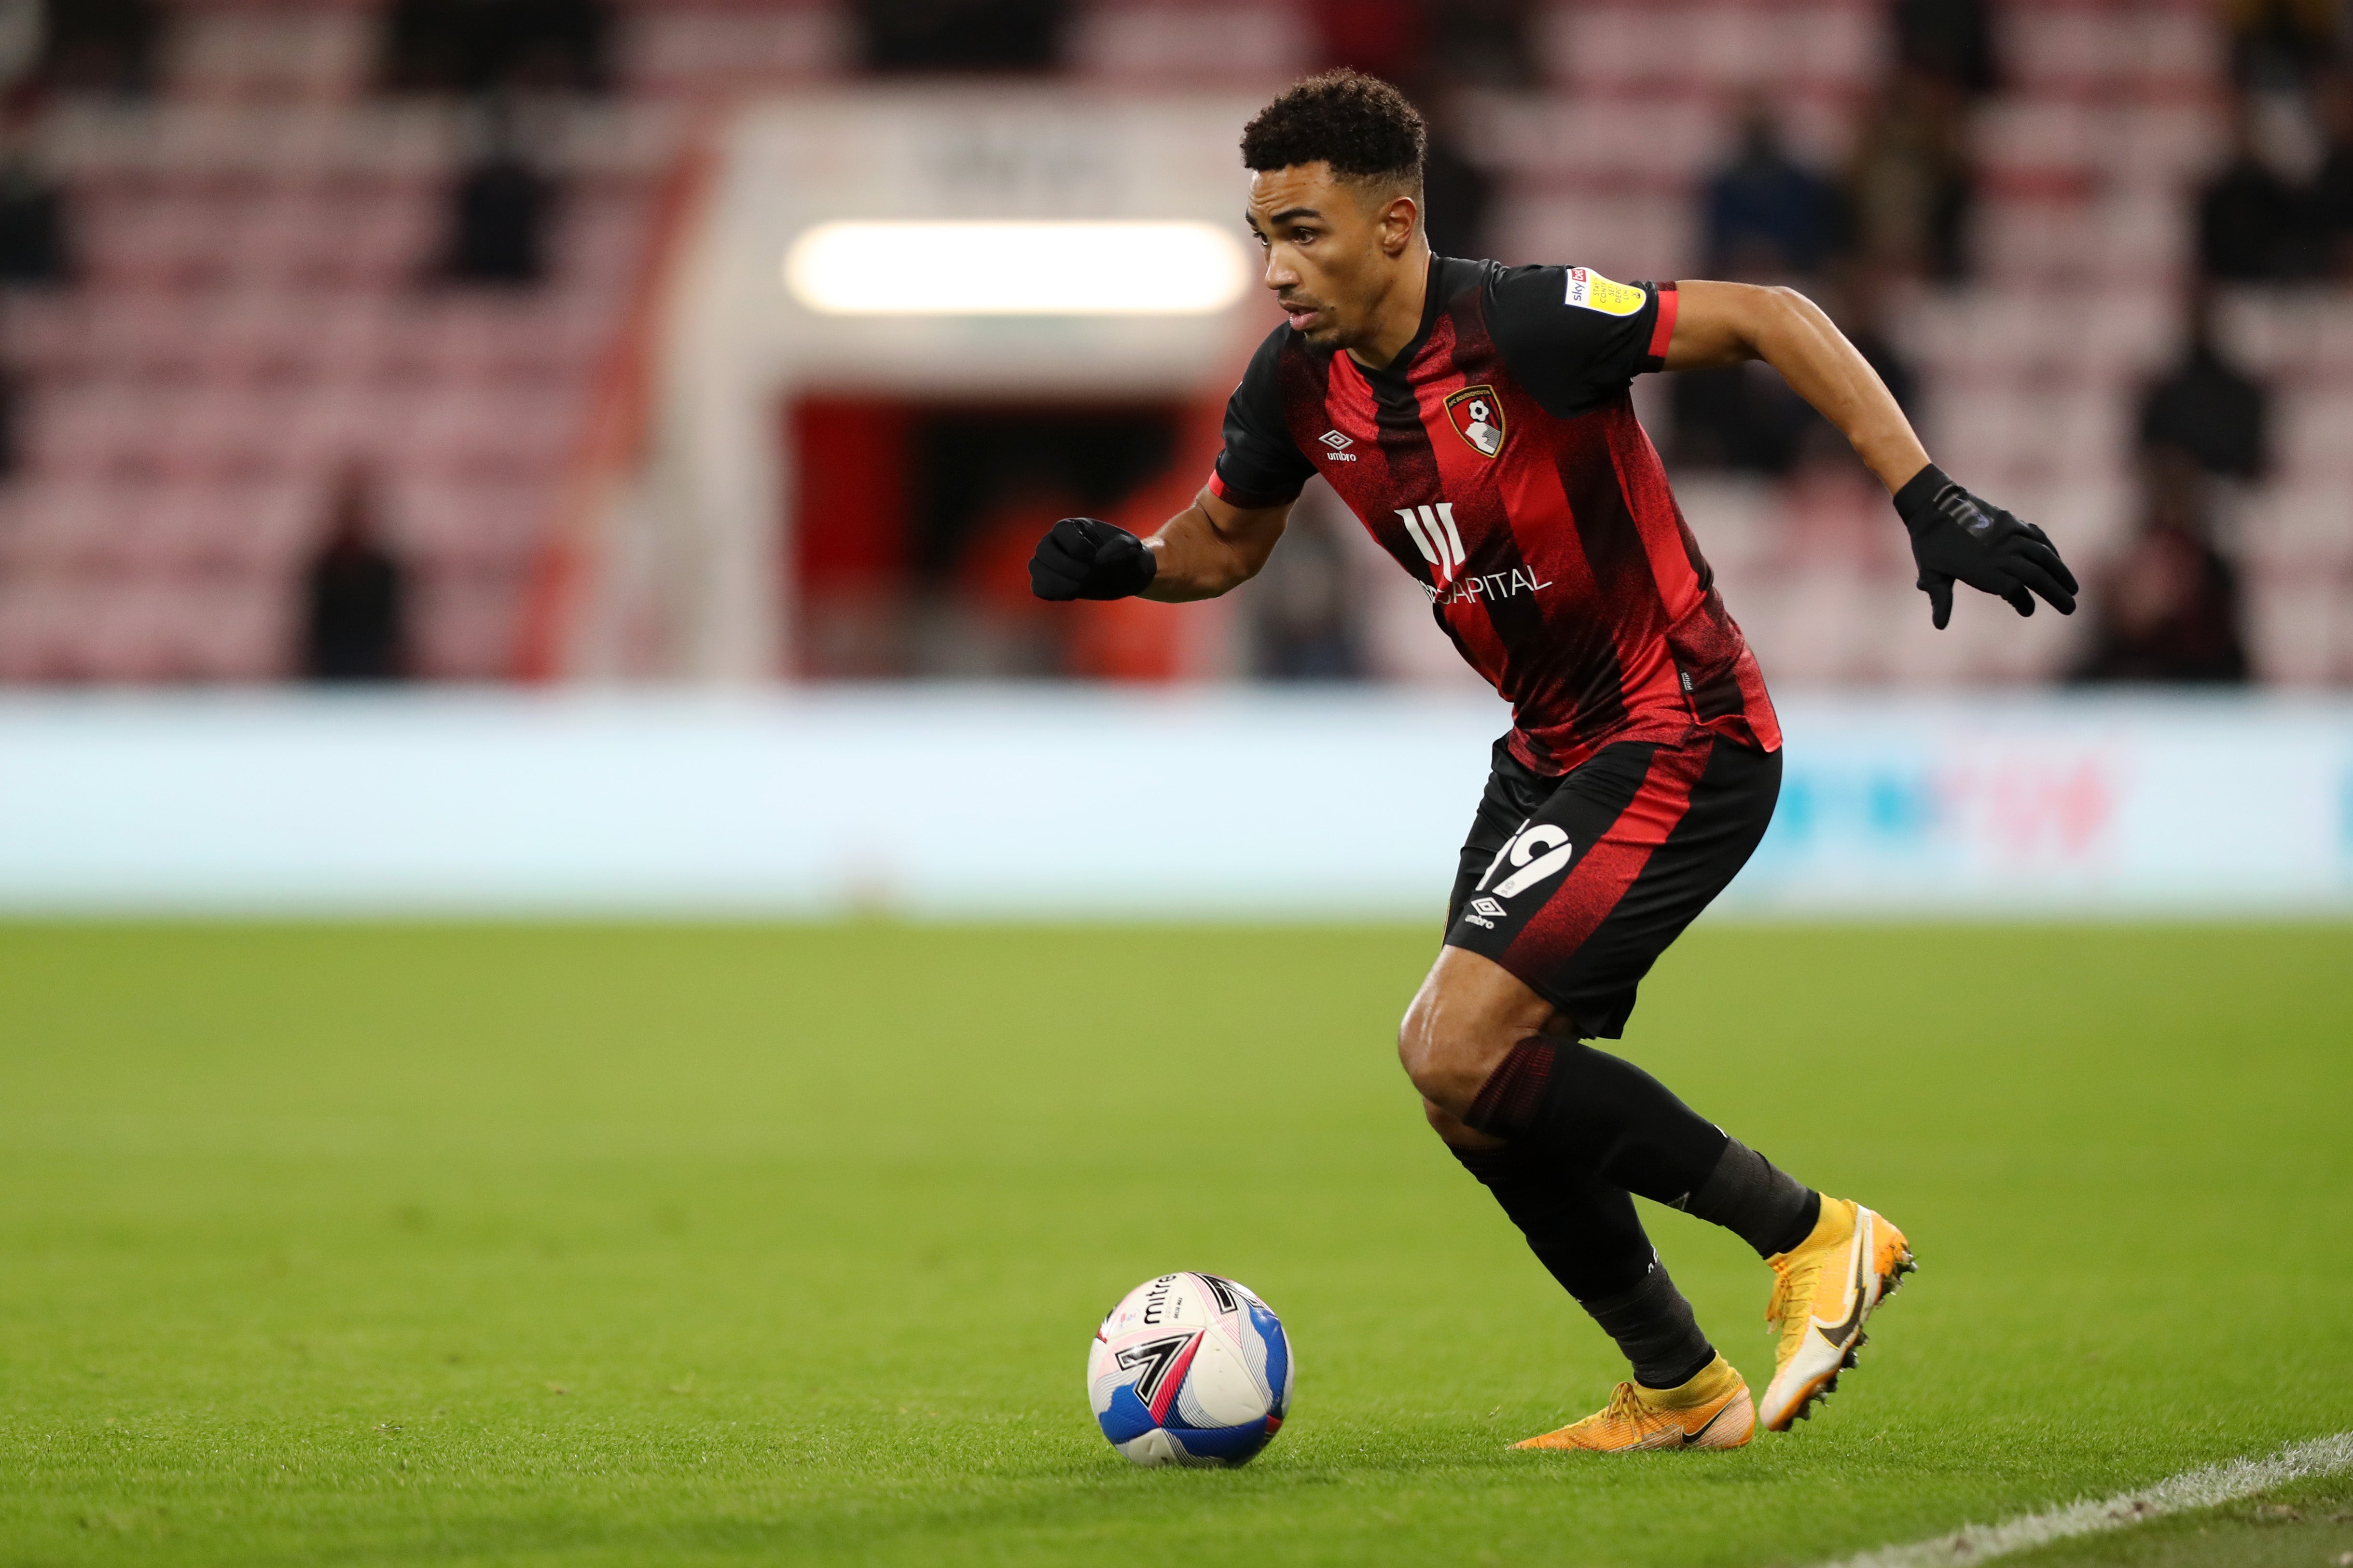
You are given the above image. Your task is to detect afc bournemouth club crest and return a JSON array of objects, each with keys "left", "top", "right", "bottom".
[{"left": 1444, "top": 385, "right": 1507, "bottom": 458}]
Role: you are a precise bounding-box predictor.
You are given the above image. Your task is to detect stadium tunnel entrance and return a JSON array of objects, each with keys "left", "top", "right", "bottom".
[
  {"left": 520, "top": 90, "right": 1273, "bottom": 682},
  {"left": 788, "top": 399, "right": 1195, "bottom": 680}
]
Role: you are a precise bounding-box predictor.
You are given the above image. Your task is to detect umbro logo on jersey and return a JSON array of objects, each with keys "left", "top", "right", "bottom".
[{"left": 1319, "top": 429, "right": 1358, "bottom": 462}]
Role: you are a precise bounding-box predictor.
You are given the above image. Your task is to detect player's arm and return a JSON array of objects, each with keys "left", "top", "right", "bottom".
[
  {"left": 1664, "top": 279, "right": 2078, "bottom": 628},
  {"left": 1664, "top": 280, "right": 1927, "bottom": 495},
  {"left": 1027, "top": 490, "right": 1292, "bottom": 605},
  {"left": 1140, "top": 489, "right": 1292, "bottom": 602}
]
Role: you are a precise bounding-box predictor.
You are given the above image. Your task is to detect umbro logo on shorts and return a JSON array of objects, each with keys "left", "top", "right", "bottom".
[{"left": 1470, "top": 897, "right": 1506, "bottom": 919}]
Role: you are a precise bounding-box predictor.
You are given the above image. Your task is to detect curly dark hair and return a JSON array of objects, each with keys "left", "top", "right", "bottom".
[{"left": 1239, "top": 69, "right": 1426, "bottom": 189}]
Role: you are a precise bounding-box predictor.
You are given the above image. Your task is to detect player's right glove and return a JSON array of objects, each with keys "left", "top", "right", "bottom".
[
  {"left": 1894, "top": 464, "right": 2079, "bottom": 630},
  {"left": 1028, "top": 516, "right": 1157, "bottom": 601}
]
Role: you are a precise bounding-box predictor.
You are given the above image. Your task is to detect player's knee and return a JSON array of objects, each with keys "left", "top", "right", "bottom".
[
  {"left": 1395, "top": 993, "right": 1442, "bottom": 1096},
  {"left": 1397, "top": 992, "right": 1502, "bottom": 1119}
]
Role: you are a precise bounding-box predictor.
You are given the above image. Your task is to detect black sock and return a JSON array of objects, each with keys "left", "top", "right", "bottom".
[
  {"left": 1686, "top": 1138, "right": 1821, "bottom": 1257},
  {"left": 1465, "top": 1038, "right": 1730, "bottom": 1209},
  {"left": 1448, "top": 1142, "right": 1715, "bottom": 1389},
  {"left": 1581, "top": 1262, "right": 1716, "bottom": 1391},
  {"left": 1451, "top": 1141, "right": 1656, "bottom": 1299}
]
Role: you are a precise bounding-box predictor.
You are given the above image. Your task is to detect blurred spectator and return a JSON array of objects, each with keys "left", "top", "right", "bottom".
[
  {"left": 2310, "top": 71, "right": 2353, "bottom": 276},
  {"left": 2072, "top": 455, "right": 2250, "bottom": 685},
  {"left": 1420, "top": 111, "right": 1495, "bottom": 260},
  {"left": 0, "top": 157, "right": 64, "bottom": 283},
  {"left": 1245, "top": 505, "right": 1364, "bottom": 681},
  {"left": 384, "top": 0, "right": 612, "bottom": 95},
  {"left": 0, "top": 364, "right": 19, "bottom": 478},
  {"left": 855, "top": 0, "right": 1066, "bottom": 73},
  {"left": 1422, "top": 0, "right": 1536, "bottom": 89},
  {"left": 2198, "top": 105, "right": 2309, "bottom": 280},
  {"left": 438, "top": 105, "right": 554, "bottom": 286},
  {"left": 1310, "top": 0, "right": 1427, "bottom": 82},
  {"left": 0, "top": 78, "right": 39, "bottom": 478},
  {"left": 1845, "top": 74, "right": 1973, "bottom": 281},
  {"left": 1670, "top": 363, "right": 1815, "bottom": 475},
  {"left": 37, "top": 0, "right": 156, "bottom": 94},
  {"left": 1702, "top": 104, "right": 1846, "bottom": 281},
  {"left": 2137, "top": 293, "right": 2270, "bottom": 482},
  {"left": 301, "top": 468, "right": 410, "bottom": 683},
  {"left": 1891, "top": 0, "right": 1998, "bottom": 97},
  {"left": 0, "top": 1, "right": 42, "bottom": 87},
  {"left": 2224, "top": 0, "right": 2339, "bottom": 90},
  {"left": 0, "top": 87, "right": 67, "bottom": 285},
  {"left": 1672, "top": 273, "right": 1916, "bottom": 475}
]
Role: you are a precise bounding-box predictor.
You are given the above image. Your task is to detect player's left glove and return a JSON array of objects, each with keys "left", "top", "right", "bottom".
[
  {"left": 1894, "top": 464, "right": 2079, "bottom": 630},
  {"left": 1028, "top": 517, "right": 1158, "bottom": 601}
]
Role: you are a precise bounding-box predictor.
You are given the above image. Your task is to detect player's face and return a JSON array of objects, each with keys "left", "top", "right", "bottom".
[{"left": 1246, "top": 162, "right": 1413, "bottom": 352}]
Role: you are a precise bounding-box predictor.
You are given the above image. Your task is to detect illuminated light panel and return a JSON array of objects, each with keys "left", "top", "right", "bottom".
[{"left": 783, "top": 221, "right": 1251, "bottom": 316}]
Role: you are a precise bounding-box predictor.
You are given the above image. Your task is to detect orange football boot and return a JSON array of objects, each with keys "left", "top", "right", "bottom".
[
  {"left": 1758, "top": 1197, "right": 1915, "bottom": 1431},
  {"left": 1513, "top": 1354, "right": 1755, "bottom": 1452}
]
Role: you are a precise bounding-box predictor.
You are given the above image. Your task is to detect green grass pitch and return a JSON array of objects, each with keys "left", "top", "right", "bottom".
[{"left": 3, "top": 920, "right": 2349, "bottom": 1567}]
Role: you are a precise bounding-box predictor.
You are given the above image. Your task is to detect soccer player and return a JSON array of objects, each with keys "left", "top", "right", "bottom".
[{"left": 1029, "top": 72, "right": 2076, "bottom": 1451}]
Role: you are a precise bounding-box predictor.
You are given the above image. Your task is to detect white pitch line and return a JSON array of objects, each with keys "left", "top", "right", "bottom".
[{"left": 1822, "top": 1430, "right": 2353, "bottom": 1568}]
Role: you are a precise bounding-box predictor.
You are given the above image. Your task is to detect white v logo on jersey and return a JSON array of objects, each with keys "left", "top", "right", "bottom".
[{"left": 1397, "top": 503, "right": 1465, "bottom": 585}]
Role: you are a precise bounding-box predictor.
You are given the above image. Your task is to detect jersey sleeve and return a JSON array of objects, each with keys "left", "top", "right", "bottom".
[
  {"left": 1207, "top": 325, "right": 1316, "bottom": 509},
  {"left": 1485, "top": 264, "right": 1680, "bottom": 420}
]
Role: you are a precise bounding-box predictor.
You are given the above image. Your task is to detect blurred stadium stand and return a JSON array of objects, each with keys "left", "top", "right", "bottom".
[
  {"left": 0, "top": 0, "right": 680, "bottom": 682},
  {"left": 0, "top": 0, "right": 2343, "bottom": 688}
]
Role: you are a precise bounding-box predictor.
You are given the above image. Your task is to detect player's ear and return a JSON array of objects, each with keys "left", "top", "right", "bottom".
[{"left": 1378, "top": 193, "right": 1418, "bottom": 257}]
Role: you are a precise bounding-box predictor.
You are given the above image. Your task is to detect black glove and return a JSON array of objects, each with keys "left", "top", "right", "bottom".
[
  {"left": 1894, "top": 464, "right": 2079, "bottom": 630},
  {"left": 1028, "top": 517, "right": 1157, "bottom": 602}
]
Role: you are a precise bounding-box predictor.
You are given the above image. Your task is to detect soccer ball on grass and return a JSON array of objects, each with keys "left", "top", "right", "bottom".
[{"left": 1086, "top": 1271, "right": 1292, "bottom": 1467}]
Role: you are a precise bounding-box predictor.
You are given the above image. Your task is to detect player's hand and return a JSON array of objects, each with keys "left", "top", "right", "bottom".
[
  {"left": 1894, "top": 465, "right": 2079, "bottom": 630},
  {"left": 1028, "top": 517, "right": 1158, "bottom": 601}
]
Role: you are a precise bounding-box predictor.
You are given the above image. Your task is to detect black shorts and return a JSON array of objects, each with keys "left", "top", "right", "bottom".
[{"left": 1444, "top": 730, "right": 1782, "bottom": 1039}]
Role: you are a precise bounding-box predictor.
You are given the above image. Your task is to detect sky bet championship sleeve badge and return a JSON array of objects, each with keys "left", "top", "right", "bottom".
[
  {"left": 1564, "top": 266, "right": 1647, "bottom": 316},
  {"left": 1444, "top": 385, "right": 1508, "bottom": 458}
]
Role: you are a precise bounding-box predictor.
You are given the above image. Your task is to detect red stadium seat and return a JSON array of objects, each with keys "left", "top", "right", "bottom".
[
  {"left": 621, "top": 3, "right": 847, "bottom": 96},
  {"left": 162, "top": 8, "right": 373, "bottom": 105},
  {"left": 409, "top": 566, "right": 529, "bottom": 681},
  {"left": 386, "top": 476, "right": 558, "bottom": 570},
  {"left": 2245, "top": 572, "right": 2348, "bottom": 687},
  {"left": 1066, "top": 3, "right": 1314, "bottom": 85},
  {"left": 1536, "top": 2, "right": 1885, "bottom": 99}
]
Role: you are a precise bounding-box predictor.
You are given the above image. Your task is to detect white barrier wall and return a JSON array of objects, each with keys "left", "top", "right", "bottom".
[{"left": 0, "top": 690, "right": 2346, "bottom": 917}]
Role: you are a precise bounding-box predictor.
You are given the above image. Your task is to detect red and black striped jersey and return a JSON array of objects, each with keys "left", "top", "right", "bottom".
[{"left": 1208, "top": 255, "right": 1781, "bottom": 776}]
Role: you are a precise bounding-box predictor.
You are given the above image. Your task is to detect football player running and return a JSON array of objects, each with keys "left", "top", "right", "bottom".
[{"left": 1029, "top": 72, "right": 2076, "bottom": 1451}]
